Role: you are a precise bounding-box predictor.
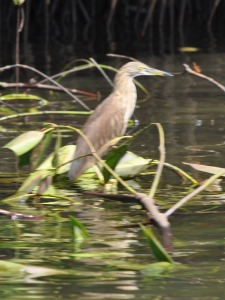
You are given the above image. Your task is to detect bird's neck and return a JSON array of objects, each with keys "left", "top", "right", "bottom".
[
  {"left": 113, "top": 73, "right": 136, "bottom": 99},
  {"left": 113, "top": 72, "right": 137, "bottom": 124}
]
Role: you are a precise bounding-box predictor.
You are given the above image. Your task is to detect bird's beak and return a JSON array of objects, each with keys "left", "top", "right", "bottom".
[{"left": 148, "top": 68, "right": 173, "bottom": 76}]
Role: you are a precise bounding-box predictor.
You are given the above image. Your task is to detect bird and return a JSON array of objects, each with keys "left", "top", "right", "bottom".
[{"left": 68, "top": 61, "right": 173, "bottom": 180}]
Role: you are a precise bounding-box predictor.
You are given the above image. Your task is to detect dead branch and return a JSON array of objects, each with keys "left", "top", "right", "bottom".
[
  {"left": 0, "top": 208, "right": 44, "bottom": 220},
  {"left": 183, "top": 63, "right": 225, "bottom": 93},
  {"left": 136, "top": 193, "right": 173, "bottom": 251}
]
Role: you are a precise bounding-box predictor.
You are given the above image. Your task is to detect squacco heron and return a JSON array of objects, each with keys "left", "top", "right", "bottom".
[{"left": 68, "top": 61, "right": 173, "bottom": 180}]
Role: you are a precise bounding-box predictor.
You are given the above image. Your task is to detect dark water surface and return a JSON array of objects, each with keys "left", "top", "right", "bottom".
[{"left": 1, "top": 51, "right": 225, "bottom": 300}]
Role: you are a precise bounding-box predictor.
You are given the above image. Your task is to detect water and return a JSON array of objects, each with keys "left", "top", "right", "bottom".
[{"left": 1, "top": 50, "right": 225, "bottom": 299}]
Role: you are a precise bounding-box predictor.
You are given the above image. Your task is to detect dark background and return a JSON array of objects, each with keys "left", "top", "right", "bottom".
[{"left": 1, "top": 0, "right": 225, "bottom": 73}]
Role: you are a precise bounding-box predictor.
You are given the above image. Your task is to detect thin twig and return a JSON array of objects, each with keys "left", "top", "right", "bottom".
[
  {"left": 0, "top": 64, "right": 91, "bottom": 111},
  {"left": 89, "top": 57, "right": 113, "bottom": 87},
  {"left": 150, "top": 161, "right": 198, "bottom": 185},
  {"left": 183, "top": 63, "right": 225, "bottom": 93},
  {"left": 149, "top": 123, "right": 166, "bottom": 198},
  {"left": 165, "top": 169, "right": 225, "bottom": 217},
  {"left": 0, "top": 100, "right": 20, "bottom": 113},
  {"left": 38, "top": 62, "right": 93, "bottom": 84},
  {"left": 107, "top": 53, "right": 139, "bottom": 62}
]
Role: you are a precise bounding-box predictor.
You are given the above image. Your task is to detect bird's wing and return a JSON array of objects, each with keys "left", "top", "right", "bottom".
[
  {"left": 68, "top": 93, "right": 126, "bottom": 179},
  {"left": 78, "top": 93, "right": 126, "bottom": 153}
]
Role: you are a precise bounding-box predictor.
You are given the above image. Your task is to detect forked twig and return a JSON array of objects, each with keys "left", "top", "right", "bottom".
[{"left": 183, "top": 63, "right": 225, "bottom": 93}]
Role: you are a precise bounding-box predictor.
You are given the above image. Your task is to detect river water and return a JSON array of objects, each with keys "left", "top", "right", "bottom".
[{"left": 1, "top": 46, "right": 225, "bottom": 299}]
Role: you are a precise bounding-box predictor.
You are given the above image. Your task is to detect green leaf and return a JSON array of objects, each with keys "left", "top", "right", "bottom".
[
  {"left": 55, "top": 145, "right": 76, "bottom": 174},
  {"left": 140, "top": 225, "right": 174, "bottom": 263},
  {"left": 36, "top": 145, "right": 76, "bottom": 174},
  {"left": 102, "top": 145, "right": 127, "bottom": 183},
  {"left": 18, "top": 170, "right": 52, "bottom": 194},
  {"left": 115, "top": 151, "right": 150, "bottom": 177},
  {"left": 0, "top": 93, "right": 48, "bottom": 106},
  {"left": 3, "top": 131, "right": 45, "bottom": 156},
  {"left": 70, "top": 215, "right": 89, "bottom": 242},
  {"left": 2, "top": 191, "right": 30, "bottom": 203}
]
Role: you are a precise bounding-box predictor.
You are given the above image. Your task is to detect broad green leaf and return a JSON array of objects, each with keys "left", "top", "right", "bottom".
[
  {"left": 55, "top": 145, "right": 76, "bottom": 174},
  {"left": 3, "top": 131, "right": 45, "bottom": 156},
  {"left": 74, "top": 151, "right": 151, "bottom": 190},
  {"left": 18, "top": 170, "right": 52, "bottom": 194},
  {"left": 36, "top": 145, "right": 76, "bottom": 174},
  {"left": 0, "top": 93, "right": 48, "bottom": 106},
  {"left": 115, "top": 151, "right": 150, "bottom": 177},
  {"left": 36, "top": 154, "right": 53, "bottom": 171},
  {"left": 70, "top": 215, "right": 89, "bottom": 242},
  {"left": 102, "top": 145, "right": 127, "bottom": 183},
  {"left": 140, "top": 225, "right": 174, "bottom": 263}
]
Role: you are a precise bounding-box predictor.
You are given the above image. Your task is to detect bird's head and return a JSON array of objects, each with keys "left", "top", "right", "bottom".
[{"left": 119, "top": 61, "right": 173, "bottom": 78}]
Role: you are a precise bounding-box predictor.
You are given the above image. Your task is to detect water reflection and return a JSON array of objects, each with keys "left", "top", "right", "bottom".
[{"left": 1, "top": 52, "right": 225, "bottom": 299}]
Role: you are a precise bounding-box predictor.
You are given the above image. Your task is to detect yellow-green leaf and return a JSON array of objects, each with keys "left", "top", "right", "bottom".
[
  {"left": 140, "top": 225, "right": 174, "bottom": 263},
  {"left": 3, "top": 131, "right": 45, "bottom": 156},
  {"left": 0, "top": 93, "right": 48, "bottom": 106}
]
